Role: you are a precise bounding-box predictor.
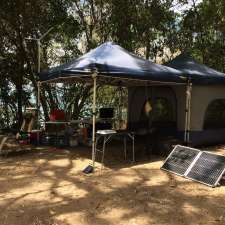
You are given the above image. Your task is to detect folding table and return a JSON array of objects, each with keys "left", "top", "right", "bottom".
[{"left": 94, "top": 129, "right": 135, "bottom": 169}]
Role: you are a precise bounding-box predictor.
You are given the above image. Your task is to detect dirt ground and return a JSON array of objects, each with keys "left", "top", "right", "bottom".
[{"left": 1, "top": 141, "right": 225, "bottom": 225}]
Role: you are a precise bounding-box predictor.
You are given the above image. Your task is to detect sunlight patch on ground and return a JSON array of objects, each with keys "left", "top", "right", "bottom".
[
  {"left": 56, "top": 212, "right": 87, "bottom": 225},
  {"left": 1, "top": 145, "right": 225, "bottom": 225},
  {"left": 48, "top": 158, "right": 72, "bottom": 168}
]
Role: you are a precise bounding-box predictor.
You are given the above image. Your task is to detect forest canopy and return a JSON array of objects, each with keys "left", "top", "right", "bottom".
[{"left": 0, "top": 0, "right": 224, "bottom": 129}]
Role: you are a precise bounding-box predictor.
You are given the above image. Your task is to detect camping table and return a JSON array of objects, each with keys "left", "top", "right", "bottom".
[{"left": 94, "top": 130, "right": 135, "bottom": 169}]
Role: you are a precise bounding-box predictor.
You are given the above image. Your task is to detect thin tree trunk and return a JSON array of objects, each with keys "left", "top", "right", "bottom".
[
  {"left": 40, "top": 90, "right": 49, "bottom": 121},
  {"left": 146, "top": 41, "right": 150, "bottom": 60},
  {"left": 16, "top": 81, "right": 23, "bottom": 129}
]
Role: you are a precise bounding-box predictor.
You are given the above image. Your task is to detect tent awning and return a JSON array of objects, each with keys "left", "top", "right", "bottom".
[
  {"left": 165, "top": 54, "right": 225, "bottom": 85},
  {"left": 39, "top": 42, "right": 185, "bottom": 86}
]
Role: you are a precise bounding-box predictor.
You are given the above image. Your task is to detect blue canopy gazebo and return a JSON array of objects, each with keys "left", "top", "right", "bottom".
[
  {"left": 39, "top": 42, "right": 186, "bottom": 169},
  {"left": 40, "top": 42, "right": 185, "bottom": 84}
]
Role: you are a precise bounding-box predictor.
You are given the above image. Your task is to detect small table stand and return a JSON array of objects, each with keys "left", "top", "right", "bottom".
[{"left": 94, "top": 130, "right": 135, "bottom": 170}]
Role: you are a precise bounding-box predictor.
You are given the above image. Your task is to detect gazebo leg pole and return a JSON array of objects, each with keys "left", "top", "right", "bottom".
[
  {"left": 92, "top": 72, "right": 97, "bottom": 169},
  {"left": 187, "top": 82, "right": 192, "bottom": 145},
  {"left": 184, "top": 81, "right": 189, "bottom": 143}
]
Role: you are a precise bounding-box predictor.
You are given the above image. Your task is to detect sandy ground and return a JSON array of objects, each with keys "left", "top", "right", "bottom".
[{"left": 1, "top": 141, "right": 225, "bottom": 225}]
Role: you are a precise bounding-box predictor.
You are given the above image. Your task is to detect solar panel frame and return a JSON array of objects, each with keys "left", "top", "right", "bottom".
[
  {"left": 161, "top": 145, "right": 201, "bottom": 177},
  {"left": 186, "top": 151, "right": 225, "bottom": 187}
]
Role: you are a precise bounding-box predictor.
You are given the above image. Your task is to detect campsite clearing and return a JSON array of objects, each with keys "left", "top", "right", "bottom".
[{"left": 0, "top": 144, "right": 225, "bottom": 225}]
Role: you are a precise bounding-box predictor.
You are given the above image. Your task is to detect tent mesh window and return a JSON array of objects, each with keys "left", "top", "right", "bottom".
[
  {"left": 204, "top": 99, "right": 225, "bottom": 129},
  {"left": 152, "top": 97, "right": 176, "bottom": 130},
  {"left": 153, "top": 98, "right": 174, "bottom": 122}
]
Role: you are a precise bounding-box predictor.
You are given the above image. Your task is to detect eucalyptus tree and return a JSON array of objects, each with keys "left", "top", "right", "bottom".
[
  {"left": 2, "top": 0, "right": 223, "bottom": 130},
  {"left": 0, "top": 0, "right": 79, "bottom": 126},
  {"left": 178, "top": 0, "right": 225, "bottom": 71}
]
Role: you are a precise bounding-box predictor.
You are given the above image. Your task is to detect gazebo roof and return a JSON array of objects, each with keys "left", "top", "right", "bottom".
[
  {"left": 165, "top": 54, "right": 225, "bottom": 84},
  {"left": 39, "top": 42, "right": 185, "bottom": 86}
]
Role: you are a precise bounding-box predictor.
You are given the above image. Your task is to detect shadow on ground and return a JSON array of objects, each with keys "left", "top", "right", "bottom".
[{"left": 0, "top": 144, "right": 225, "bottom": 225}]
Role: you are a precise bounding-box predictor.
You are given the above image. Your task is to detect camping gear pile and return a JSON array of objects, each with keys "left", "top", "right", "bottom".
[
  {"left": 41, "top": 109, "right": 68, "bottom": 147},
  {"left": 40, "top": 108, "right": 116, "bottom": 148},
  {"left": 16, "top": 108, "right": 38, "bottom": 144}
]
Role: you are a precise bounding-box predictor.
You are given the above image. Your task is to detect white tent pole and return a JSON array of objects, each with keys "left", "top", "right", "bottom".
[
  {"left": 187, "top": 82, "right": 192, "bottom": 144},
  {"left": 92, "top": 71, "right": 97, "bottom": 168},
  {"left": 184, "top": 80, "right": 189, "bottom": 143}
]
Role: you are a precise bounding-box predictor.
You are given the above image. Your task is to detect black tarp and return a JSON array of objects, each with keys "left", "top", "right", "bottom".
[
  {"left": 39, "top": 42, "right": 185, "bottom": 85},
  {"left": 165, "top": 53, "right": 225, "bottom": 84}
]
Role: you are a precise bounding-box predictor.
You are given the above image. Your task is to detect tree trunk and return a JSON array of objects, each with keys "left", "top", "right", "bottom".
[
  {"left": 146, "top": 41, "right": 150, "bottom": 60},
  {"left": 40, "top": 90, "right": 50, "bottom": 121},
  {"left": 16, "top": 81, "right": 23, "bottom": 129}
]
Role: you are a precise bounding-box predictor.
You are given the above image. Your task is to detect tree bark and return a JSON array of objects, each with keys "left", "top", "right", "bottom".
[{"left": 16, "top": 80, "right": 23, "bottom": 129}]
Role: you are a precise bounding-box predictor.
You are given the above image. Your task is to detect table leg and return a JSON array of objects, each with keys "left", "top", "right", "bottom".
[{"left": 101, "top": 136, "right": 106, "bottom": 171}]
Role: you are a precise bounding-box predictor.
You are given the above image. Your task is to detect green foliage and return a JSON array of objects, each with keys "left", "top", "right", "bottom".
[
  {"left": 178, "top": 0, "right": 225, "bottom": 71},
  {"left": 0, "top": 0, "right": 224, "bottom": 129}
]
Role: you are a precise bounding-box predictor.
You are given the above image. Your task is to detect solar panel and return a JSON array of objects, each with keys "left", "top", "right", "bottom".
[
  {"left": 161, "top": 145, "right": 201, "bottom": 176},
  {"left": 161, "top": 145, "right": 225, "bottom": 187},
  {"left": 186, "top": 152, "right": 225, "bottom": 187}
]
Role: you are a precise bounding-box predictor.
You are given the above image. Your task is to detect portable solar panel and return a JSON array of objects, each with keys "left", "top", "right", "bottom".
[
  {"left": 161, "top": 145, "right": 201, "bottom": 176},
  {"left": 186, "top": 152, "right": 225, "bottom": 187}
]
